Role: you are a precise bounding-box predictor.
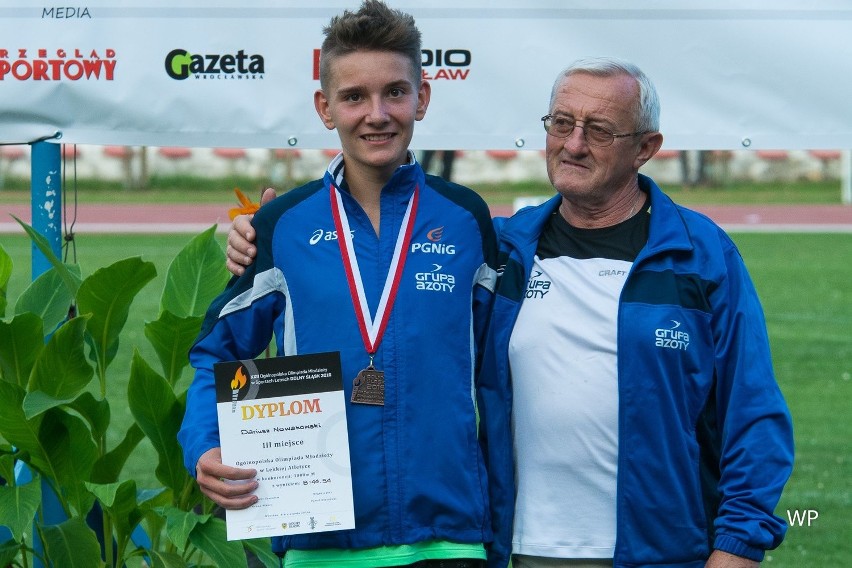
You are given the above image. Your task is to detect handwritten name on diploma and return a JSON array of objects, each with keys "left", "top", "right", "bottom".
[{"left": 214, "top": 352, "right": 354, "bottom": 540}]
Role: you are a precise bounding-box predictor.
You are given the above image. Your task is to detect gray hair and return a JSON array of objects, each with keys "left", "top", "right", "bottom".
[{"left": 550, "top": 56, "right": 660, "bottom": 133}]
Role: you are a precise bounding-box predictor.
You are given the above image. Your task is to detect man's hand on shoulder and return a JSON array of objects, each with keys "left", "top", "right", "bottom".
[{"left": 226, "top": 187, "right": 277, "bottom": 276}]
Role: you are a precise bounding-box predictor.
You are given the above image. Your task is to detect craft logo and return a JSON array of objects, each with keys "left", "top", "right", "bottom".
[
  {"left": 312, "top": 48, "right": 471, "bottom": 81},
  {"left": 525, "top": 270, "right": 551, "bottom": 299},
  {"left": 164, "top": 48, "right": 265, "bottom": 81},
  {"left": 0, "top": 48, "right": 116, "bottom": 81},
  {"left": 415, "top": 264, "right": 456, "bottom": 293},
  {"left": 230, "top": 366, "right": 249, "bottom": 413},
  {"left": 655, "top": 320, "right": 690, "bottom": 351},
  {"left": 411, "top": 226, "right": 456, "bottom": 255}
]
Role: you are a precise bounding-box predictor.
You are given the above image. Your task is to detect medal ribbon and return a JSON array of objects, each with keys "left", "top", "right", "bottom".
[{"left": 330, "top": 184, "right": 419, "bottom": 356}]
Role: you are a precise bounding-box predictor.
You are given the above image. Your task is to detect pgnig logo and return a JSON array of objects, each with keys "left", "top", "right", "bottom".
[{"left": 164, "top": 48, "right": 265, "bottom": 80}]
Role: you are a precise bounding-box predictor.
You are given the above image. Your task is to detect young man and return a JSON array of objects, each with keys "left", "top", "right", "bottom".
[{"left": 178, "top": 2, "right": 513, "bottom": 567}]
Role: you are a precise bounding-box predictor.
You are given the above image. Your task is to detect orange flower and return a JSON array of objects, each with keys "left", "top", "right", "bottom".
[{"left": 228, "top": 187, "right": 260, "bottom": 220}]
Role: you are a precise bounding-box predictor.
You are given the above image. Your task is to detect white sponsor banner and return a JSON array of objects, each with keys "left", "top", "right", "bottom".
[{"left": 0, "top": 0, "right": 850, "bottom": 150}]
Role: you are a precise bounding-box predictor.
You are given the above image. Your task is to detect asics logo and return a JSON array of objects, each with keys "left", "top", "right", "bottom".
[{"left": 309, "top": 228, "right": 353, "bottom": 245}]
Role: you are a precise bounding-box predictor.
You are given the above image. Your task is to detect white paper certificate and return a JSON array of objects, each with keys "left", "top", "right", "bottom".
[{"left": 215, "top": 351, "right": 355, "bottom": 540}]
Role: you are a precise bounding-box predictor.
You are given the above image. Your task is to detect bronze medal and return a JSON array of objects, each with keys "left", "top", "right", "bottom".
[
  {"left": 331, "top": 185, "right": 418, "bottom": 409},
  {"left": 351, "top": 366, "right": 385, "bottom": 405}
]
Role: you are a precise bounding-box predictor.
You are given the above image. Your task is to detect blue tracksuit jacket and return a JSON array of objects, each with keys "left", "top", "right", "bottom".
[
  {"left": 483, "top": 174, "right": 793, "bottom": 566},
  {"left": 178, "top": 157, "right": 513, "bottom": 567}
]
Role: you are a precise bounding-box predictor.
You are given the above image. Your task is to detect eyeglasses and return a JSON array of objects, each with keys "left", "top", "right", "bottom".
[{"left": 541, "top": 114, "right": 648, "bottom": 147}]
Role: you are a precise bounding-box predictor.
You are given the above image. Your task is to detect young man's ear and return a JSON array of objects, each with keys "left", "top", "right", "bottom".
[
  {"left": 415, "top": 80, "right": 431, "bottom": 122},
  {"left": 315, "top": 89, "right": 335, "bottom": 130}
]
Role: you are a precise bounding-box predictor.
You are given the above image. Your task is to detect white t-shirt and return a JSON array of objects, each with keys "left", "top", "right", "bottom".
[{"left": 508, "top": 203, "right": 649, "bottom": 559}]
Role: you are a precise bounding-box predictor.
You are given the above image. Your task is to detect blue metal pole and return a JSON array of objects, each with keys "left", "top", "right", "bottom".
[
  {"left": 30, "top": 141, "right": 62, "bottom": 279},
  {"left": 27, "top": 140, "right": 63, "bottom": 568}
]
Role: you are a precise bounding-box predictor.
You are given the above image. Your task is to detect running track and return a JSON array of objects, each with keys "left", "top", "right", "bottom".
[{"left": 2, "top": 202, "right": 852, "bottom": 233}]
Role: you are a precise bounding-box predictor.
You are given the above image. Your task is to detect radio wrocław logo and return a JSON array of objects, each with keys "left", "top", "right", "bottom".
[
  {"left": 0, "top": 48, "right": 116, "bottom": 81},
  {"left": 311, "top": 47, "right": 471, "bottom": 81},
  {"left": 421, "top": 49, "right": 471, "bottom": 81},
  {"left": 165, "top": 48, "right": 265, "bottom": 81}
]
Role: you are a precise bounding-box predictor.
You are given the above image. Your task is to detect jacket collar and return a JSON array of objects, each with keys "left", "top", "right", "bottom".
[
  {"left": 499, "top": 174, "right": 694, "bottom": 257},
  {"left": 640, "top": 173, "right": 694, "bottom": 259},
  {"left": 324, "top": 150, "right": 422, "bottom": 199}
]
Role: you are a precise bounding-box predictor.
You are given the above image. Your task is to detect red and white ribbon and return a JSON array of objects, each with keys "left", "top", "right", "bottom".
[{"left": 330, "top": 184, "right": 419, "bottom": 355}]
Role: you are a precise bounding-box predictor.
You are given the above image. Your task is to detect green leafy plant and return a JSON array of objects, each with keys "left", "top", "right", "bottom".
[{"left": 0, "top": 220, "right": 278, "bottom": 567}]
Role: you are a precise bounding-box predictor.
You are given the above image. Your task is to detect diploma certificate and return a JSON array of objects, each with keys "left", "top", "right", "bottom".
[{"left": 215, "top": 351, "right": 355, "bottom": 540}]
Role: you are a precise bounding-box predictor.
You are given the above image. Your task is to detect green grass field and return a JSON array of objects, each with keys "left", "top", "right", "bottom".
[
  {"left": 0, "top": 175, "right": 845, "bottom": 206},
  {"left": 2, "top": 230, "right": 850, "bottom": 565}
]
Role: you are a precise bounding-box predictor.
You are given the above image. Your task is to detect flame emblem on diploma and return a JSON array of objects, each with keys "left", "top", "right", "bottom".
[{"left": 231, "top": 366, "right": 248, "bottom": 412}]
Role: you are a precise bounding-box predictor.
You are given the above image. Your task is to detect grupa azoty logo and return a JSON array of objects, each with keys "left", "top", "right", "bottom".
[{"left": 654, "top": 320, "right": 690, "bottom": 351}]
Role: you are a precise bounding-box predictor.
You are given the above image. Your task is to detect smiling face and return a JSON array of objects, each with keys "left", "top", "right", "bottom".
[
  {"left": 314, "top": 49, "right": 430, "bottom": 183},
  {"left": 545, "top": 71, "right": 660, "bottom": 210}
]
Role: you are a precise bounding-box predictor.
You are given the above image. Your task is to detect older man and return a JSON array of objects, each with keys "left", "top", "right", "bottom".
[{"left": 481, "top": 57, "right": 793, "bottom": 568}]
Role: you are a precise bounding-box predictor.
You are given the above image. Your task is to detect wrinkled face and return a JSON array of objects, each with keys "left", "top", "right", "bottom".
[
  {"left": 545, "top": 71, "right": 649, "bottom": 206},
  {"left": 315, "top": 50, "right": 430, "bottom": 180}
]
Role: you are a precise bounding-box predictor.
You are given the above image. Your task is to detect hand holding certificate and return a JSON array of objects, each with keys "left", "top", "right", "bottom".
[{"left": 214, "top": 351, "right": 355, "bottom": 540}]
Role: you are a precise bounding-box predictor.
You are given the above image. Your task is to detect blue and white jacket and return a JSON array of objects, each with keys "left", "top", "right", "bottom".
[
  {"left": 179, "top": 156, "right": 513, "bottom": 567},
  {"left": 483, "top": 174, "right": 793, "bottom": 566}
]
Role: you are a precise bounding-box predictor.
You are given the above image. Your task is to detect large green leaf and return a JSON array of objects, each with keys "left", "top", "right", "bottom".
[
  {"left": 161, "top": 506, "right": 210, "bottom": 553},
  {"left": 39, "top": 408, "right": 98, "bottom": 516},
  {"left": 15, "top": 264, "right": 81, "bottom": 335},
  {"left": 144, "top": 311, "right": 203, "bottom": 388},
  {"left": 12, "top": 216, "right": 81, "bottom": 297},
  {"left": 41, "top": 516, "right": 105, "bottom": 568},
  {"left": 0, "top": 474, "right": 41, "bottom": 541},
  {"left": 147, "top": 549, "right": 188, "bottom": 568},
  {"left": 66, "top": 391, "right": 111, "bottom": 443},
  {"left": 0, "top": 540, "right": 21, "bottom": 567},
  {"left": 161, "top": 225, "right": 229, "bottom": 318},
  {"left": 25, "top": 315, "right": 94, "bottom": 419},
  {"left": 0, "top": 312, "right": 44, "bottom": 388},
  {"left": 92, "top": 423, "right": 144, "bottom": 484},
  {"left": 0, "top": 445, "right": 17, "bottom": 483},
  {"left": 138, "top": 487, "right": 171, "bottom": 511},
  {"left": 85, "top": 480, "right": 143, "bottom": 552},
  {"left": 77, "top": 256, "right": 156, "bottom": 373},
  {"left": 0, "top": 244, "right": 11, "bottom": 318},
  {"left": 0, "top": 381, "right": 47, "bottom": 471},
  {"left": 188, "top": 516, "right": 247, "bottom": 568},
  {"left": 128, "top": 351, "right": 189, "bottom": 492},
  {"left": 243, "top": 538, "right": 279, "bottom": 568}
]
